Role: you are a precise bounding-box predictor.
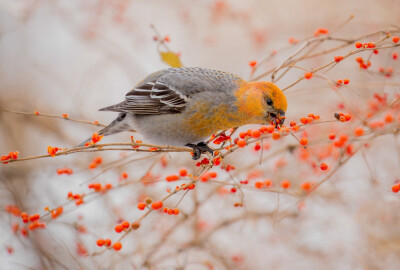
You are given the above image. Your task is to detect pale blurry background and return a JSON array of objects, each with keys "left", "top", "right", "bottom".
[{"left": 1, "top": 0, "right": 400, "bottom": 269}]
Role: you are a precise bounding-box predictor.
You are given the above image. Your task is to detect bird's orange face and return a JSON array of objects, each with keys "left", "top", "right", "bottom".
[{"left": 235, "top": 81, "right": 287, "bottom": 126}]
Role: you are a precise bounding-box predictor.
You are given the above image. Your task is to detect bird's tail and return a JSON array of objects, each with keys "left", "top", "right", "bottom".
[{"left": 77, "top": 113, "right": 131, "bottom": 147}]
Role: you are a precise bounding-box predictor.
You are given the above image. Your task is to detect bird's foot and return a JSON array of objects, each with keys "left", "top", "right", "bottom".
[{"left": 186, "top": 142, "right": 214, "bottom": 160}]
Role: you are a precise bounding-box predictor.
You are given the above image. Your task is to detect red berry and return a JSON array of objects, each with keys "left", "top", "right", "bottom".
[
  {"left": 304, "top": 72, "right": 313, "bottom": 79},
  {"left": 281, "top": 180, "right": 291, "bottom": 189},
  {"left": 137, "top": 202, "right": 146, "bottom": 210},
  {"left": 151, "top": 201, "right": 163, "bottom": 210},
  {"left": 113, "top": 242, "right": 122, "bottom": 251},
  {"left": 320, "top": 162, "right": 328, "bottom": 170},
  {"left": 237, "top": 140, "right": 246, "bottom": 148},
  {"left": 299, "top": 137, "right": 308, "bottom": 146}
]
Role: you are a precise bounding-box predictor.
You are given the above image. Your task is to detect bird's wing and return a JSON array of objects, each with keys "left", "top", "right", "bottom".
[{"left": 99, "top": 67, "right": 243, "bottom": 115}]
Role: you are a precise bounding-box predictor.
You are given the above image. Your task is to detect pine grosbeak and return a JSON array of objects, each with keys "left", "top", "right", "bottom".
[{"left": 79, "top": 67, "right": 287, "bottom": 159}]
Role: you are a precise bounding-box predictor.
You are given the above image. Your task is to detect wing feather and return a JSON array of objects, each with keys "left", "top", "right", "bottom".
[{"left": 99, "top": 67, "right": 243, "bottom": 115}]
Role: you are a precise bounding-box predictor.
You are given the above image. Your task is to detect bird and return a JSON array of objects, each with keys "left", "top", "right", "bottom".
[{"left": 78, "top": 67, "right": 287, "bottom": 160}]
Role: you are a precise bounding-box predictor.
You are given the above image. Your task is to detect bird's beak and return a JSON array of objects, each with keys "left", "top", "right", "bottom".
[{"left": 267, "top": 111, "right": 285, "bottom": 127}]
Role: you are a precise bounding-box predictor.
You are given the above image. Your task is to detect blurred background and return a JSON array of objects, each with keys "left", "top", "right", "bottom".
[{"left": 1, "top": 0, "right": 400, "bottom": 269}]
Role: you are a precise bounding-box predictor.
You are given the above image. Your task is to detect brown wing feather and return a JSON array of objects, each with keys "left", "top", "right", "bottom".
[{"left": 99, "top": 80, "right": 188, "bottom": 114}]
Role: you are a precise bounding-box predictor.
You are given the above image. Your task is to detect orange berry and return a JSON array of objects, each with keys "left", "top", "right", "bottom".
[
  {"left": 88, "top": 163, "right": 96, "bottom": 169},
  {"left": 115, "top": 224, "right": 123, "bottom": 233},
  {"left": 254, "top": 181, "right": 264, "bottom": 189},
  {"left": 113, "top": 242, "right": 122, "bottom": 251},
  {"left": 167, "top": 208, "right": 173, "bottom": 215},
  {"left": 355, "top": 42, "right": 362, "bottom": 48},
  {"left": 393, "top": 52, "right": 398, "bottom": 60},
  {"left": 272, "top": 132, "right": 281, "bottom": 140},
  {"left": 299, "top": 137, "right": 308, "bottom": 146},
  {"left": 91, "top": 132, "right": 103, "bottom": 144},
  {"left": 96, "top": 239, "right": 105, "bottom": 246},
  {"left": 328, "top": 133, "right": 336, "bottom": 140},
  {"left": 334, "top": 139, "right": 344, "bottom": 147},
  {"left": 343, "top": 79, "right": 349, "bottom": 84},
  {"left": 251, "top": 129, "right": 260, "bottom": 138},
  {"left": 151, "top": 201, "right": 163, "bottom": 210},
  {"left": 355, "top": 57, "right": 363, "bottom": 63},
  {"left": 344, "top": 113, "right": 351, "bottom": 121},
  {"left": 209, "top": 172, "right": 217, "bottom": 178},
  {"left": 354, "top": 127, "right": 364, "bottom": 136},
  {"left": 104, "top": 239, "right": 111, "bottom": 246},
  {"left": 179, "top": 169, "right": 188, "bottom": 177},
  {"left": 320, "top": 162, "right": 328, "bottom": 170},
  {"left": 266, "top": 125, "right": 275, "bottom": 133},
  {"left": 385, "top": 114, "right": 393, "bottom": 123},
  {"left": 166, "top": 175, "right": 179, "bottom": 182},
  {"left": 264, "top": 179, "right": 272, "bottom": 187},
  {"left": 301, "top": 182, "right": 312, "bottom": 191},
  {"left": 121, "top": 172, "right": 128, "bottom": 179},
  {"left": 314, "top": 28, "right": 328, "bottom": 36},
  {"left": 300, "top": 117, "right": 307, "bottom": 124},
  {"left": 281, "top": 180, "right": 291, "bottom": 189},
  {"left": 339, "top": 116, "right": 346, "bottom": 122},
  {"left": 248, "top": 60, "right": 257, "bottom": 68},
  {"left": 304, "top": 72, "right": 313, "bottom": 79},
  {"left": 93, "top": 157, "right": 102, "bottom": 164},
  {"left": 334, "top": 56, "right": 343, "bottom": 62},
  {"left": 392, "top": 36, "right": 399, "bottom": 43},
  {"left": 237, "top": 140, "right": 246, "bottom": 148},
  {"left": 173, "top": 208, "right": 179, "bottom": 215},
  {"left": 121, "top": 221, "right": 130, "bottom": 228},
  {"left": 392, "top": 184, "right": 400, "bottom": 193},
  {"left": 137, "top": 202, "right": 146, "bottom": 210}
]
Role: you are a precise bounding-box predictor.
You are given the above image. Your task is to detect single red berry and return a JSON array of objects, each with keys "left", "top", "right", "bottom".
[
  {"left": 251, "top": 129, "right": 260, "bottom": 138},
  {"left": 179, "top": 169, "right": 188, "bottom": 177},
  {"left": 248, "top": 61, "right": 257, "bottom": 68},
  {"left": 237, "top": 140, "right": 246, "bottom": 148},
  {"left": 320, "top": 162, "right": 328, "bottom": 170},
  {"left": 281, "top": 180, "right": 291, "bottom": 189},
  {"left": 115, "top": 224, "right": 123, "bottom": 233},
  {"left": 304, "top": 72, "right": 313, "bottom": 79},
  {"left": 96, "top": 239, "right": 105, "bottom": 246},
  {"left": 137, "top": 202, "right": 146, "bottom": 210},
  {"left": 113, "top": 242, "right": 122, "bottom": 251},
  {"left": 299, "top": 137, "right": 308, "bottom": 146}
]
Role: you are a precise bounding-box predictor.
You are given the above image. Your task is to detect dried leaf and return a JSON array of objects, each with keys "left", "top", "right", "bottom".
[{"left": 160, "top": 51, "right": 183, "bottom": 68}]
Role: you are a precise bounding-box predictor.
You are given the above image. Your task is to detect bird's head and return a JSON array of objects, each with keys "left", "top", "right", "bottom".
[{"left": 235, "top": 81, "right": 287, "bottom": 126}]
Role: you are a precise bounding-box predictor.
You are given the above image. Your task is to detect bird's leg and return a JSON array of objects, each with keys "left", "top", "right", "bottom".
[{"left": 186, "top": 142, "right": 214, "bottom": 160}]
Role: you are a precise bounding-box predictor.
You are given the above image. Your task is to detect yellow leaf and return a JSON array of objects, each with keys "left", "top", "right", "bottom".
[{"left": 160, "top": 51, "right": 183, "bottom": 68}]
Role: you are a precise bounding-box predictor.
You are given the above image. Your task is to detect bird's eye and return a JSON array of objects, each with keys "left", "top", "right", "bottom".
[{"left": 266, "top": 98, "right": 273, "bottom": 106}]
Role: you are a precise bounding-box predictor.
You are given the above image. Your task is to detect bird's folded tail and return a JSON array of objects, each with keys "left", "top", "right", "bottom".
[{"left": 76, "top": 113, "right": 131, "bottom": 147}]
